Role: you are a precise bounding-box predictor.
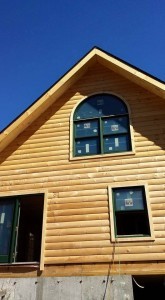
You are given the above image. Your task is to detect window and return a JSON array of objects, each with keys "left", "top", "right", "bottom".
[
  {"left": 73, "top": 93, "right": 132, "bottom": 157},
  {"left": 0, "top": 194, "right": 44, "bottom": 263},
  {"left": 108, "top": 184, "right": 154, "bottom": 242}
]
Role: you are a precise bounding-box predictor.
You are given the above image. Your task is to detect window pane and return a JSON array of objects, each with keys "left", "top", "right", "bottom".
[
  {"left": 113, "top": 187, "right": 145, "bottom": 211},
  {"left": 75, "top": 137, "right": 100, "bottom": 156},
  {"left": 74, "top": 94, "right": 128, "bottom": 120},
  {"left": 115, "top": 212, "right": 150, "bottom": 236},
  {"left": 103, "top": 116, "right": 128, "bottom": 135},
  {"left": 0, "top": 200, "right": 15, "bottom": 256},
  {"left": 75, "top": 120, "right": 99, "bottom": 138},
  {"left": 103, "top": 135, "right": 130, "bottom": 153},
  {"left": 74, "top": 98, "right": 100, "bottom": 119}
]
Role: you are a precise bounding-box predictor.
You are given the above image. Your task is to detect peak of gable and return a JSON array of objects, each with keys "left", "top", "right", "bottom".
[{"left": 0, "top": 47, "right": 164, "bottom": 153}]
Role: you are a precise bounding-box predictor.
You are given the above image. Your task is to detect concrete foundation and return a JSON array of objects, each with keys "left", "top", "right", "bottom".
[{"left": 0, "top": 275, "right": 134, "bottom": 300}]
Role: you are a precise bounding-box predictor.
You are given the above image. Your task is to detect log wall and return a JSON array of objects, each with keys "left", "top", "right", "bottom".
[{"left": 0, "top": 63, "right": 165, "bottom": 270}]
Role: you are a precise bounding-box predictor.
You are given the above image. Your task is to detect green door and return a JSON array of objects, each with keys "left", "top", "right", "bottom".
[{"left": 0, "top": 198, "right": 20, "bottom": 263}]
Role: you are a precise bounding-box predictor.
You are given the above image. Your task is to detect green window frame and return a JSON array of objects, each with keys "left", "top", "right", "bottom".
[{"left": 73, "top": 93, "right": 132, "bottom": 157}]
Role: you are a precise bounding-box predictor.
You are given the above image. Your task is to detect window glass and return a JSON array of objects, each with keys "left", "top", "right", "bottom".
[
  {"left": 74, "top": 94, "right": 127, "bottom": 120},
  {"left": 103, "top": 135, "right": 130, "bottom": 153},
  {"left": 103, "top": 116, "right": 128, "bottom": 135},
  {"left": 75, "top": 120, "right": 99, "bottom": 138},
  {"left": 75, "top": 137, "right": 99, "bottom": 156},
  {"left": 0, "top": 200, "right": 15, "bottom": 256},
  {"left": 73, "top": 93, "right": 131, "bottom": 157},
  {"left": 113, "top": 187, "right": 145, "bottom": 211},
  {"left": 112, "top": 186, "right": 151, "bottom": 238}
]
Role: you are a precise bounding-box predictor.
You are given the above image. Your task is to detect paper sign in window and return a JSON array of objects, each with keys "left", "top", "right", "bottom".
[
  {"left": 0, "top": 213, "right": 5, "bottom": 224},
  {"left": 111, "top": 124, "right": 119, "bottom": 131},
  {"left": 84, "top": 123, "right": 91, "bottom": 129},
  {"left": 85, "top": 144, "right": 90, "bottom": 153},
  {"left": 125, "top": 199, "right": 133, "bottom": 206},
  {"left": 115, "top": 138, "right": 119, "bottom": 147},
  {"left": 78, "top": 150, "right": 81, "bottom": 154}
]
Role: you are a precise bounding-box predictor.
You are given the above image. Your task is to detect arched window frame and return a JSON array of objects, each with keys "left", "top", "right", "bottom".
[{"left": 70, "top": 93, "right": 135, "bottom": 160}]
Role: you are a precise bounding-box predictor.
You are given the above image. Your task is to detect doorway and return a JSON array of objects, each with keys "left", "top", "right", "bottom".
[{"left": 0, "top": 194, "right": 44, "bottom": 263}]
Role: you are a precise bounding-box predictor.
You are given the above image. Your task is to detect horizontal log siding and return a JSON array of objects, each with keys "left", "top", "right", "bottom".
[{"left": 0, "top": 63, "right": 165, "bottom": 267}]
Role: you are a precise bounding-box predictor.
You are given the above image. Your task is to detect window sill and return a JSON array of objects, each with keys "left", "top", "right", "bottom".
[
  {"left": 70, "top": 150, "right": 135, "bottom": 161},
  {"left": 111, "top": 236, "right": 155, "bottom": 243},
  {"left": 0, "top": 262, "right": 39, "bottom": 267}
]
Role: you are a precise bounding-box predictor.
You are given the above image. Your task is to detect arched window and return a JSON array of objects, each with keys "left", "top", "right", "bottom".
[{"left": 73, "top": 93, "right": 132, "bottom": 157}]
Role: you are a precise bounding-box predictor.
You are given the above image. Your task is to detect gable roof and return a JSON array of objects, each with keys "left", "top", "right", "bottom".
[{"left": 0, "top": 47, "right": 164, "bottom": 153}]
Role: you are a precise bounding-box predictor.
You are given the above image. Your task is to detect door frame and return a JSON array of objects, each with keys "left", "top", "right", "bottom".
[{"left": 0, "top": 189, "right": 48, "bottom": 271}]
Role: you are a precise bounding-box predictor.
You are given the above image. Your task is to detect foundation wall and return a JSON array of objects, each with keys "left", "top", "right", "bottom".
[{"left": 0, "top": 275, "right": 133, "bottom": 300}]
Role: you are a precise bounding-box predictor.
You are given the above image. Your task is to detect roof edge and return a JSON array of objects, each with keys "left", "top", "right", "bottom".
[
  {"left": 0, "top": 46, "right": 164, "bottom": 153},
  {"left": 1, "top": 46, "right": 164, "bottom": 134},
  {"left": 0, "top": 47, "right": 97, "bottom": 134},
  {"left": 94, "top": 46, "right": 164, "bottom": 85}
]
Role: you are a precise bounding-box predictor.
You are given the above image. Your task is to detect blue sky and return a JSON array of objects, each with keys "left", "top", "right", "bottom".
[{"left": 0, "top": 0, "right": 164, "bottom": 131}]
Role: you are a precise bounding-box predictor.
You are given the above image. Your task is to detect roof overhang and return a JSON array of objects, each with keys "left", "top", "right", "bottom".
[{"left": 0, "top": 47, "right": 164, "bottom": 153}]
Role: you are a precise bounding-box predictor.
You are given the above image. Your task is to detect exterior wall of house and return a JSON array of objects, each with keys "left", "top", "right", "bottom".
[
  {"left": 0, "top": 63, "right": 165, "bottom": 273},
  {"left": 0, "top": 275, "right": 134, "bottom": 300}
]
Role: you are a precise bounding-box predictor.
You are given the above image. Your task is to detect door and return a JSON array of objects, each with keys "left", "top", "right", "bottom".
[{"left": 0, "top": 198, "right": 20, "bottom": 263}]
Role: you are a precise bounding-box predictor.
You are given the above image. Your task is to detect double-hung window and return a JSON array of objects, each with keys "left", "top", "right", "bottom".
[
  {"left": 108, "top": 184, "right": 154, "bottom": 242},
  {"left": 73, "top": 94, "right": 132, "bottom": 157}
]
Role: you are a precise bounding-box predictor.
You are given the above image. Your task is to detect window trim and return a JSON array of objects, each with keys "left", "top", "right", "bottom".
[
  {"left": 70, "top": 92, "right": 135, "bottom": 160},
  {"left": 108, "top": 182, "right": 154, "bottom": 242},
  {"left": 0, "top": 189, "right": 48, "bottom": 271}
]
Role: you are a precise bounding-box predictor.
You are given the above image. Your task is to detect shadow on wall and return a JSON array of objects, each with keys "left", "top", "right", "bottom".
[{"left": 0, "top": 90, "right": 74, "bottom": 165}]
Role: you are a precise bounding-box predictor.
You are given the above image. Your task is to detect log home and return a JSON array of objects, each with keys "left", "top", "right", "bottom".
[{"left": 0, "top": 47, "right": 165, "bottom": 299}]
